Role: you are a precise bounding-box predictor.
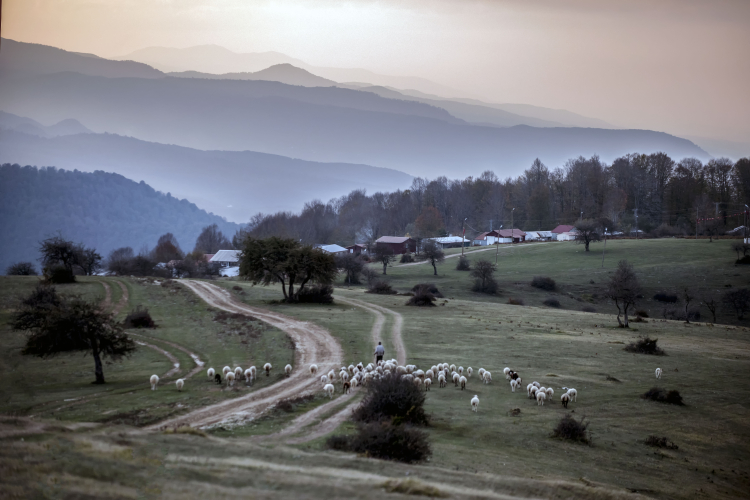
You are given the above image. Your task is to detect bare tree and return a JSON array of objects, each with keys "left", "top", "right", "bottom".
[
  {"left": 76, "top": 246, "right": 103, "bottom": 276},
  {"left": 194, "top": 224, "right": 233, "bottom": 254},
  {"left": 421, "top": 240, "right": 445, "bottom": 276},
  {"left": 336, "top": 253, "right": 365, "bottom": 285},
  {"left": 107, "top": 247, "right": 134, "bottom": 275},
  {"left": 701, "top": 293, "right": 719, "bottom": 323},
  {"left": 681, "top": 287, "right": 695, "bottom": 324},
  {"left": 373, "top": 244, "right": 395, "bottom": 275},
  {"left": 723, "top": 288, "right": 750, "bottom": 319},
  {"left": 574, "top": 219, "right": 600, "bottom": 251},
  {"left": 606, "top": 260, "right": 641, "bottom": 327},
  {"left": 470, "top": 259, "right": 498, "bottom": 294}
]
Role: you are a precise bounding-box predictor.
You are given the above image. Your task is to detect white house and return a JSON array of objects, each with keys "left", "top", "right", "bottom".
[
  {"left": 556, "top": 231, "right": 577, "bottom": 241},
  {"left": 210, "top": 250, "right": 241, "bottom": 267},
  {"left": 525, "top": 231, "right": 555, "bottom": 241},
  {"left": 424, "top": 235, "right": 470, "bottom": 249}
]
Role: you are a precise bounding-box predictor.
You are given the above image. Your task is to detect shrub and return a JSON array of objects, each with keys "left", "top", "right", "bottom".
[
  {"left": 276, "top": 395, "right": 314, "bottom": 413},
  {"left": 723, "top": 288, "right": 750, "bottom": 319},
  {"left": 361, "top": 267, "right": 379, "bottom": 284},
  {"left": 45, "top": 266, "right": 75, "bottom": 284},
  {"left": 635, "top": 309, "right": 649, "bottom": 318},
  {"left": 456, "top": 255, "right": 471, "bottom": 271},
  {"left": 6, "top": 262, "right": 37, "bottom": 276},
  {"left": 352, "top": 373, "right": 428, "bottom": 425},
  {"left": 122, "top": 306, "right": 156, "bottom": 329},
  {"left": 399, "top": 253, "right": 414, "bottom": 264},
  {"left": 543, "top": 297, "right": 561, "bottom": 308},
  {"left": 738, "top": 255, "right": 750, "bottom": 265},
  {"left": 624, "top": 336, "right": 665, "bottom": 355},
  {"left": 367, "top": 280, "right": 397, "bottom": 295},
  {"left": 470, "top": 260, "right": 497, "bottom": 294},
  {"left": 653, "top": 292, "right": 678, "bottom": 303},
  {"left": 296, "top": 284, "right": 334, "bottom": 304},
  {"left": 531, "top": 276, "right": 556, "bottom": 291},
  {"left": 644, "top": 435, "right": 678, "bottom": 449},
  {"left": 326, "top": 422, "right": 431, "bottom": 463},
  {"left": 581, "top": 306, "right": 596, "bottom": 313},
  {"left": 507, "top": 298, "right": 524, "bottom": 306},
  {"left": 551, "top": 415, "right": 590, "bottom": 443},
  {"left": 410, "top": 283, "right": 443, "bottom": 298},
  {"left": 406, "top": 288, "right": 437, "bottom": 307},
  {"left": 642, "top": 387, "right": 684, "bottom": 406},
  {"left": 472, "top": 279, "right": 499, "bottom": 294}
]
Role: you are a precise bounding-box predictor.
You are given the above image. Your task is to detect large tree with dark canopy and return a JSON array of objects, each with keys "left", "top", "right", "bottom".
[
  {"left": 239, "top": 237, "right": 338, "bottom": 302},
  {"left": 194, "top": 223, "right": 233, "bottom": 254},
  {"left": 39, "top": 235, "right": 80, "bottom": 282},
  {"left": 9, "top": 285, "right": 136, "bottom": 384},
  {"left": 574, "top": 219, "right": 600, "bottom": 251}
]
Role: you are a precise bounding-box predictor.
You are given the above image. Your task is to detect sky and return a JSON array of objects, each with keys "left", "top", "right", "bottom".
[{"left": 4, "top": 0, "right": 750, "bottom": 146}]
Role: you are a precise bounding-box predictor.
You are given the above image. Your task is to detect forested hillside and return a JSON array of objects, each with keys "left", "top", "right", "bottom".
[{"left": 0, "top": 164, "right": 239, "bottom": 272}]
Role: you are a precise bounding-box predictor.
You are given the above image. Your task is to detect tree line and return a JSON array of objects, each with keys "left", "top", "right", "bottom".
[{"left": 239, "top": 154, "right": 750, "bottom": 245}]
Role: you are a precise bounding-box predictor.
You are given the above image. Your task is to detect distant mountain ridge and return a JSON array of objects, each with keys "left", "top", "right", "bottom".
[
  {"left": 0, "top": 110, "right": 92, "bottom": 137},
  {"left": 0, "top": 163, "right": 240, "bottom": 274},
  {"left": 0, "top": 128, "right": 414, "bottom": 222},
  {"left": 168, "top": 63, "right": 338, "bottom": 87}
]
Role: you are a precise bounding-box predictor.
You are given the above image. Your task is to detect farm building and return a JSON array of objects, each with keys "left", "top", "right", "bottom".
[
  {"left": 315, "top": 244, "right": 349, "bottom": 255},
  {"left": 209, "top": 250, "right": 241, "bottom": 267},
  {"left": 556, "top": 231, "right": 577, "bottom": 241},
  {"left": 345, "top": 243, "right": 368, "bottom": 255},
  {"left": 525, "top": 231, "right": 555, "bottom": 241},
  {"left": 493, "top": 229, "right": 526, "bottom": 243},
  {"left": 424, "top": 235, "right": 470, "bottom": 249},
  {"left": 473, "top": 232, "right": 491, "bottom": 246},
  {"left": 551, "top": 224, "right": 576, "bottom": 234},
  {"left": 374, "top": 236, "right": 416, "bottom": 254}
]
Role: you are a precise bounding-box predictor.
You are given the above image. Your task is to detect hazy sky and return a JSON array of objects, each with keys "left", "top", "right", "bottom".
[{"left": 5, "top": 0, "right": 749, "bottom": 144}]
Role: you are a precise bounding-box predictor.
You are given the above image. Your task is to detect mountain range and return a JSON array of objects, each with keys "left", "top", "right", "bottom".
[{"left": 0, "top": 39, "right": 710, "bottom": 181}]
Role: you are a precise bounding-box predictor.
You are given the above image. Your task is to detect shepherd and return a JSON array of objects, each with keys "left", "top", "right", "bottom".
[{"left": 374, "top": 341, "right": 385, "bottom": 364}]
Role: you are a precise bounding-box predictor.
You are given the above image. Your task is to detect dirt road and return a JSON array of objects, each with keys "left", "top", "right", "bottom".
[
  {"left": 146, "top": 280, "right": 344, "bottom": 430},
  {"left": 335, "top": 296, "right": 405, "bottom": 366}
]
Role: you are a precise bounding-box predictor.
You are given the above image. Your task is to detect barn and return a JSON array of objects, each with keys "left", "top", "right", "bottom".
[{"left": 374, "top": 236, "right": 416, "bottom": 254}]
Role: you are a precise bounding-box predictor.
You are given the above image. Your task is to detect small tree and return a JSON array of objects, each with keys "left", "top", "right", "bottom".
[
  {"left": 336, "top": 253, "right": 364, "bottom": 285},
  {"left": 9, "top": 285, "right": 136, "bottom": 384},
  {"left": 39, "top": 235, "right": 80, "bottom": 282},
  {"left": 373, "top": 244, "right": 396, "bottom": 275},
  {"left": 701, "top": 293, "right": 719, "bottom": 323},
  {"left": 470, "top": 259, "right": 498, "bottom": 294},
  {"left": 6, "top": 262, "right": 37, "bottom": 276},
  {"left": 76, "top": 246, "right": 103, "bottom": 276},
  {"left": 681, "top": 287, "right": 695, "bottom": 324},
  {"left": 194, "top": 223, "right": 232, "bottom": 254},
  {"left": 723, "top": 288, "right": 750, "bottom": 319},
  {"left": 421, "top": 240, "right": 445, "bottom": 276},
  {"left": 456, "top": 255, "right": 471, "bottom": 271},
  {"left": 152, "top": 233, "right": 184, "bottom": 263},
  {"left": 606, "top": 260, "right": 641, "bottom": 327},
  {"left": 107, "top": 247, "right": 135, "bottom": 275},
  {"left": 574, "top": 219, "right": 600, "bottom": 251}
]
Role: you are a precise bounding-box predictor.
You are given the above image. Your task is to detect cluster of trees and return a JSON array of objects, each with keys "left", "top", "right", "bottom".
[
  {"left": 13, "top": 235, "right": 104, "bottom": 282},
  {"left": 240, "top": 154, "right": 749, "bottom": 246}
]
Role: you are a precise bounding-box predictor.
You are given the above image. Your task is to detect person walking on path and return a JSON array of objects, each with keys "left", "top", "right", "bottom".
[{"left": 374, "top": 341, "right": 385, "bottom": 364}]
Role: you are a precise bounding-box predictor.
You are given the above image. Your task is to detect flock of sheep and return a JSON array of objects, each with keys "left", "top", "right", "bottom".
[
  {"left": 148, "top": 362, "right": 294, "bottom": 391},
  {"left": 307, "top": 359, "right": 582, "bottom": 413}
]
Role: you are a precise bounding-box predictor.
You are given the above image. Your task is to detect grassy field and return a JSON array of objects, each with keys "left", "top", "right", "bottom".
[
  {"left": 2, "top": 239, "right": 749, "bottom": 499},
  {"left": 0, "top": 276, "right": 295, "bottom": 426}
]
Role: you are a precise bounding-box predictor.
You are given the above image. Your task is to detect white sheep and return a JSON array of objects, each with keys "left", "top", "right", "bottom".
[
  {"left": 264, "top": 363, "right": 272, "bottom": 376},
  {"left": 226, "top": 371, "right": 236, "bottom": 387},
  {"left": 467, "top": 367, "right": 473, "bottom": 378},
  {"left": 478, "top": 368, "right": 486, "bottom": 379},
  {"left": 459, "top": 375, "right": 467, "bottom": 390},
  {"left": 536, "top": 390, "right": 546, "bottom": 406},
  {"left": 328, "top": 369, "right": 336, "bottom": 381},
  {"left": 438, "top": 373, "right": 447, "bottom": 388},
  {"left": 458, "top": 366, "right": 464, "bottom": 375},
  {"left": 526, "top": 383, "right": 534, "bottom": 397},
  {"left": 310, "top": 364, "right": 318, "bottom": 375},
  {"left": 529, "top": 386, "right": 538, "bottom": 399},
  {"left": 532, "top": 381, "right": 540, "bottom": 388},
  {"left": 566, "top": 388, "right": 577, "bottom": 402},
  {"left": 510, "top": 379, "right": 519, "bottom": 392},
  {"left": 471, "top": 395, "right": 479, "bottom": 412},
  {"left": 452, "top": 372, "right": 460, "bottom": 387},
  {"left": 222, "top": 366, "right": 231, "bottom": 378},
  {"left": 538, "top": 386, "right": 547, "bottom": 395},
  {"left": 503, "top": 367, "right": 511, "bottom": 379},
  {"left": 234, "top": 367, "right": 243, "bottom": 380},
  {"left": 351, "top": 377, "right": 359, "bottom": 388},
  {"left": 414, "top": 377, "right": 423, "bottom": 390},
  {"left": 483, "top": 371, "right": 492, "bottom": 384},
  {"left": 425, "top": 369, "right": 435, "bottom": 380},
  {"left": 560, "top": 393, "right": 570, "bottom": 408},
  {"left": 414, "top": 369, "right": 425, "bottom": 380},
  {"left": 340, "top": 371, "right": 349, "bottom": 382},
  {"left": 249, "top": 366, "right": 257, "bottom": 378},
  {"left": 244, "top": 368, "right": 253, "bottom": 384},
  {"left": 655, "top": 367, "right": 662, "bottom": 379},
  {"left": 321, "top": 375, "right": 329, "bottom": 384},
  {"left": 285, "top": 364, "right": 292, "bottom": 377},
  {"left": 150, "top": 374, "right": 159, "bottom": 390},
  {"left": 449, "top": 364, "right": 456, "bottom": 373},
  {"left": 175, "top": 378, "right": 184, "bottom": 391},
  {"left": 424, "top": 378, "right": 432, "bottom": 391},
  {"left": 207, "top": 367, "right": 215, "bottom": 379},
  {"left": 545, "top": 387, "right": 554, "bottom": 399},
  {"left": 324, "top": 383, "right": 335, "bottom": 399}
]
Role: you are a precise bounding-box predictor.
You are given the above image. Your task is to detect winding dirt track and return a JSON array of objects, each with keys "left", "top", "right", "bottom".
[
  {"left": 336, "top": 296, "right": 405, "bottom": 365},
  {"left": 146, "top": 280, "right": 344, "bottom": 430}
]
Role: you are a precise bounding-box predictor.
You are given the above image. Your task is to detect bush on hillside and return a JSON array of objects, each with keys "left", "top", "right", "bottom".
[
  {"left": 44, "top": 266, "right": 75, "bottom": 284},
  {"left": 644, "top": 435, "right": 679, "bottom": 449},
  {"left": 635, "top": 309, "right": 649, "bottom": 318},
  {"left": 507, "top": 297, "right": 524, "bottom": 306},
  {"left": 122, "top": 306, "right": 156, "bottom": 329},
  {"left": 6, "top": 262, "right": 37, "bottom": 276},
  {"left": 326, "top": 422, "right": 431, "bottom": 463},
  {"left": 456, "top": 255, "right": 471, "bottom": 271},
  {"left": 410, "top": 283, "right": 443, "bottom": 298},
  {"left": 543, "top": 297, "right": 561, "bottom": 308},
  {"left": 624, "top": 336, "right": 665, "bottom": 355},
  {"left": 471, "top": 279, "right": 498, "bottom": 294},
  {"left": 531, "top": 276, "right": 556, "bottom": 291},
  {"left": 352, "top": 373, "right": 428, "bottom": 425},
  {"left": 653, "top": 292, "right": 678, "bottom": 303},
  {"left": 642, "top": 387, "right": 684, "bottom": 406},
  {"left": 399, "top": 253, "right": 414, "bottom": 264},
  {"left": 296, "top": 284, "right": 334, "bottom": 304},
  {"left": 367, "top": 280, "right": 397, "bottom": 295},
  {"left": 551, "top": 415, "right": 590, "bottom": 444},
  {"left": 406, "top": 285, "right": 438, "bottom": 307}
]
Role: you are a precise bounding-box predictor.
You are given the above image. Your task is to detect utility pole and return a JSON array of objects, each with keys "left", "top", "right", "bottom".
[
  {"left": 745, "top": 205, "right": 749, "bottom": 244},
  {"left": 489, "top": 219, "right": 493, "bottom": 232},
  {"left": 696, "top": 207, "right": 699, "bottom": 239},
  {"left": 494, "top": 225, "right": 503, "bottom": 264},
  {"left": 633, "top": 209, "right": 639, "bottom": 240},
  {"left": 714, "top": 202, "right": 720, "bottom": 217},
  {"left": 580, "top": 211, "right": 583, "bottom": 223},
  {"left": 602, "top": 227, "right": 607, "bottom": 268},
  {"left": 511, "top": 208, "right": 516, "bottom": 245},
  {"left": 461, "top": 217, "right": 467, "bottom": 256}
]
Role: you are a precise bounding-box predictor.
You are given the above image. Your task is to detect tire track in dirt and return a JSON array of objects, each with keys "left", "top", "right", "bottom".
[
  {"left": 111, "top": 280, "right": 129, "bottom": 316},
  {"left": 336, "top": 296, "right": 405, "bottom": 366},
  {"left": 146, "top": 280, "right": 344, "bottom": 430}
]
